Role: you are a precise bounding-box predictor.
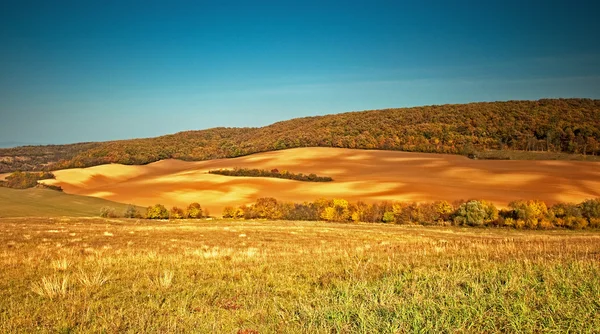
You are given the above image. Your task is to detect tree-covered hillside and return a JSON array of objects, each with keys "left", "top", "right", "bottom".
[{"left": 1, "top": 98, "right": 599, "bottom": 172}]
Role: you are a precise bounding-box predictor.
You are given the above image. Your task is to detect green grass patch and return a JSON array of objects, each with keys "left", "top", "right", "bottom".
[{"left": 0, "top": 187, "right": 142, "bottom": 217}]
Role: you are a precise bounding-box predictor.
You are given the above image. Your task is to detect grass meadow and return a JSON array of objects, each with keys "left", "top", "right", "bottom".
[
  {"left": 1, "top": 218, "right": 599, "bottom": 333},
  {"left": 0, "top": 187, "right": 142, "bottom": 218}
]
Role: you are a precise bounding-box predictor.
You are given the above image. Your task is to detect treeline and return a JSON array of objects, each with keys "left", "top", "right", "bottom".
[
  {"left": 222, "top": 197, "right": 600, "bottom": 230},
  {"left": 100, "top": 203, "right": 207, "bottom": 219},
  {"left": 209, "top": 168, "right": 333, "bottom": 182},
  {"left": 0, "top": 142, "right": 100, "bottom": 173},
  {"left": 0, "top": 171, "right": 61, "bottom": 191},
  {"left": 1, "top": 99, "right": 599, "bottom": 172}
]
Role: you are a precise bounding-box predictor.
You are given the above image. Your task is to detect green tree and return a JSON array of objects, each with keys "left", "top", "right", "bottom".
[
  {"left": 454, "top": 200, "right": 497, "bottom": 226},
  {"left": 580, "top": 198, "right": 600, "bottom": 220}
]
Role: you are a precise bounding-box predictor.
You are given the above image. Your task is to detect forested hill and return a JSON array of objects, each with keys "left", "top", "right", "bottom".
[{"left": 1, "top": 98, "right": 599, "bottom": 172}]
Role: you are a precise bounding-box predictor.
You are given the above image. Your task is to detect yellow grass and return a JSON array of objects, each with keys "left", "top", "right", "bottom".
[{"left": 1, "top": 217, "right": 599, "bottom": 333}]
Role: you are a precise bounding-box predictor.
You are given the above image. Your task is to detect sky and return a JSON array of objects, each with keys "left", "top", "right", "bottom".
[{"left": 1, "top": 0, "right": 599, "bottom": 146}]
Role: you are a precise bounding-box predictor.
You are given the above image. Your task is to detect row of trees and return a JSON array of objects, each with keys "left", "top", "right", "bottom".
[
  {"left": 0, "top": 171, "right": 57, "bottom": 189},
  {"left": 222, "top": 197, "right": 600, "bottom": 230},
  {"left": 209, "top": 168, "right": 333, "bottom": 182},
  {"left": 2, "top": 99, "right": 599, "bottom": 172},
  {"left": 98, "top": 197, "right": 600, "bottom": 229},
  {"left": 100, "top": 203, "right": 207, "bottom": 219}
]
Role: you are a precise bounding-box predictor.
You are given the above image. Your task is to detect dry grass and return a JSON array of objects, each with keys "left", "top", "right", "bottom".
[
  {"left": 1, "top": 217, "right": 599, "bottom": 333},
  {"left": 76, "top": 268, "right": 111, "bottom": 289},
  {"left": 30, "top": 275, "right": 69, "bottom": 300},
  {"left": 149, "top": 270, "right": 174, "bottom": 289}
]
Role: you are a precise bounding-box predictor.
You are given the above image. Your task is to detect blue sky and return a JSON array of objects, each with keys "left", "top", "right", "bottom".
[{"left": 1, "top": 0, "right": 599, "bottom": 145}]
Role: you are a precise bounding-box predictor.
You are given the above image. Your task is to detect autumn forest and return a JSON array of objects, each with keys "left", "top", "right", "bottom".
[{"left": 1, "top": 98, "right": 599, "bottom": 173}]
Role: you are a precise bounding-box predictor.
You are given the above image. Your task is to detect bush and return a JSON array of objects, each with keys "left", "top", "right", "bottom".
[
  {"left": 580, "top": 199, "right": 600, "bottom": 220},
  {"left": 565, "top": 216, "right": 588, "bottom": 230},
  {"left": 453, "top": 200, "right": 497, "bottom": 226},
  {"left": 124, "top": 205, "right": 139, "bottom": 218},
  {"left": 170, "top": 207, "right": 185, "bottom": 219},
  {"left": 382, "top": 211, "right": 395, "bottom": 223},
  {"left": 320, "top": 199, "right": 350, "bottom": 222},
  {"left": 222, "top": 206, "right": 236, "bottom": 218},
  {"left": 551, "top": 202, "right": 582, "bottom": 218},
  {"left": 146, "top": 204, "right": 169, "bottom": 219},
  {"left": 100, "top": 207, "right": 118, "bottom": 218},
  {"left": 509, "top": 200, "right": 548, "bottom": 229},
  {"left": 589, "top": 218, "right": 600, "bottom": 228},
  {"left": 1, "top": 171, "right": 56, "bottom": 189},
  {"left": 284, "top": 203, "right": 318, "bottom": 221},
  {"left": 209, "top": 168, "right": 333, "bottom": 182}
]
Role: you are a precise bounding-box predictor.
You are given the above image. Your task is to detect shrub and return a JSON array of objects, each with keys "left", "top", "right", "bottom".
[
  {"left": 382, "top": 211, "right": 395, "bottom": 223},
  {"left": 580, "top": 199, "right": 600, "bottom": 220},
  {"left": 589, "top": 218, "right": 600, "bottom": 228},
  {"left": 285, "top": 203, "right": 318, "bottom": 221},
  {"left": 169, "top": 207, "right": 185, "bottom": 219},
  {"left": 502, "top": 217, "right": 515, "bottom": 227},
  {"left": 565, "top": 216, "right": 588, "bottom": 230},
  {"left": 222, "top": 206, "right": 235, "bottom": 218},
  {"left": 509, "top": 200, "right": 548, "bottom": 229},
  {"left": 2, "top": 171, "right": 56, "bottom": 189},
  {"left": 124, "top": 205, "right": 139, "bottom": 218},
  {"left": 453, "top": 200, "right": 497, "bottom": 226},
  {"left": 186, "top": 202, "right": 203, "bottom": 218},
  {"left": 209, "top": 168, "right": 333, "bottom": 182},
  {"left": 146, "top": 204, "right": 169, "bottom": 219},
  {"left": 433, "top": 200, "right": 454, "bottom": 224},
  {"left": 392, "top": 202, "right": 417, "bottom": 224},
  {"left": 320, "top": 199, "right": 350, "bottom": 222},
  {"left": 100, "top": 207, "right": 118, "bottom": 218}
]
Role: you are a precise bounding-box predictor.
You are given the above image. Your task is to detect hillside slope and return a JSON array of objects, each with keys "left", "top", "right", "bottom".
[
  {"left": 0, "top": 187, "right": 142, "bottom": 217},
  {"left": 39, "top": 147, "right": 600, "bottom": 216},
  {"left": 1, "top": 98, "right": 599, "bottom": 172}
]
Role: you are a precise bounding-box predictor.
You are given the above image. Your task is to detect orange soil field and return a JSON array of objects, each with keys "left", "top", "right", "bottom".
[{"left": 40, "top": 148, "right": 600, "bottom": 215}]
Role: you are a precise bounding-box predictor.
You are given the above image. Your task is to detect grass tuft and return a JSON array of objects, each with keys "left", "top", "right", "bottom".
[
  {"left": 31, "top": 275, "right": 69, "bottom": 300},
  {"left": 150, "top": 270, "right": 174, "bottom": 289}
]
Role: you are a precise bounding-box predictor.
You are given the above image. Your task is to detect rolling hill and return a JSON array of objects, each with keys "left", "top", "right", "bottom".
[
  {"left": 1, "top": 98, "right": 599, "bottom": 173},
  {"left": 39, "top": 147, "right": 600, "bottom": 216},
  {"left": 0, "top": 187, "right": 143, "bottom": 218}
]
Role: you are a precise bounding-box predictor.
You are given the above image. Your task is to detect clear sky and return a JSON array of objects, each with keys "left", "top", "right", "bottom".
[{"left": 1, "top": 0, "right": 599, "bottom": 146}]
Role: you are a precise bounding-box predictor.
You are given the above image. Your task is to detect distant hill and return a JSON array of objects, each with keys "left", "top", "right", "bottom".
[
  {"left": 1, "top": 98, "right": 599, "bottom": 172},
  {"left": 0, "top": 187, "right": 143, "bottom": 217}
]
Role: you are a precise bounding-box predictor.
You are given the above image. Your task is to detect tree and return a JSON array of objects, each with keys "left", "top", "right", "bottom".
[
  {"left": 253, "top": 197, "right": 280, "bottom": 219},
  {"left": 509, "top": 200, "right": 548, "bottom": 229},
  {"left": 382, "top": 211, "right": 395, "bottom": 223},
  {"left": 124, "top": 205, "right": 139, "bottom": 218},
  {"left": 320, "top": 199, "right": 350, "bottom": 222},
  {"left": 454, "top": 200, "right": 497, "bottom": 226},
  {"left": 146, "top": 204, "right": 169, "bottom": 219},
  {"left": 100, "top": 206, "right": 118, "bottom": 218},
  {"left": 170, "top": 206, "right": 185, "bottom": 219},
  {"left": 580, "top": 198, "right": 600, "bottom": 220},
  {"left": 222, "top": 206, "right": 235, "bottom": 218},
  {"left": 186, "top": 202, "right": 203, "bottom": 218}
]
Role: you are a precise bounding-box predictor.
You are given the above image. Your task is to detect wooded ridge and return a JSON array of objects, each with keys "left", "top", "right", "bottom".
[{"left": 1, "top": 98, "right": 598, "bottom": 172}]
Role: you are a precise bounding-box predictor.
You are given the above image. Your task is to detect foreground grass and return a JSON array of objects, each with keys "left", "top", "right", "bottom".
[{"left": 1, "top": 218, "right": 599, "bottom": 333}]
